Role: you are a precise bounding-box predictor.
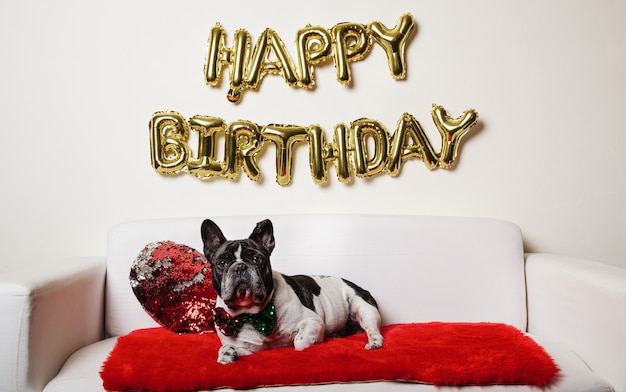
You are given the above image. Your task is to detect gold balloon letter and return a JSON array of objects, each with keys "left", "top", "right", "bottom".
[
  {"left": 149, "top": 105, "right": 478, "bottom": 185},
  {"left": 204, "top": 15, "right": 416, "bottom": 102},
  {"left": 296, "top": 26, "right": 333, "bottom": 88},
  {"left": 307, "top": 123, "right": 353, "bottom": 184},
  {"left": 307, "top": 125, "right": 329, "bottom": 184},
  {"left": 369, "top": 13, "right": 416, "bottom": 79},
  {"left": 229, "top": 121, "right": 262, "bottom": 181},
  {"left": 204, "top": 24, "right": 225, "bottom": 87},
  {"left": 261, "top": 125, "right": 308, "bottom": 185},
  {"left": 246, "top": 29, "right": 299, "bottom": 92},
  {"left": 352, "top": 119, "right": 389, "bottom": 178},
  {"left": 432, "top": 105, "right": 478, "bottom": 169},
  {"left": 387, "top": 105, "right": 478, "bottom": 176},
  {"left": 187, "top": 116, "right": 226, "bottom": 179},
  {"left": 388, "top": 113, "right": 439, "bottom": 173},
  {"left": 228, "top": 29, "right": 253, "bottom": 102},
  {"left": 150, "top": 112, "right": 191, "bottom": 174},
  {"left": 331, "top": 22, "right": 372, "bottom": 84}
]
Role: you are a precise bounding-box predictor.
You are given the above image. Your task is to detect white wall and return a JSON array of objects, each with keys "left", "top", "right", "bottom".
[{"left": 1, "top": 0, "right": 624, "bottom": 272}]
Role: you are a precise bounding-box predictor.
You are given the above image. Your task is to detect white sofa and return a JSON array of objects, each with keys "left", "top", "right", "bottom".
[{"left": 2, "top": 215, "right": 625, "bottom": 392}]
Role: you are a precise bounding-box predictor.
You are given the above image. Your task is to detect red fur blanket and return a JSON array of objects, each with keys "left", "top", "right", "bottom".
[{"left": 101, "top": 322, "right": 559, "bottom": 391}]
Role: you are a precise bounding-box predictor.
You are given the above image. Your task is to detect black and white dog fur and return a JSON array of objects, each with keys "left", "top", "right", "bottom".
[{"left": 201, "top": 218, "right": 384, "bottom": 364}]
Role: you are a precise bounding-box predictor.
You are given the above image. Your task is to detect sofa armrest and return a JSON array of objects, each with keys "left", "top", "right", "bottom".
[
  {"left": 0, "top": 257, "right": 106, "bottom": 392},
  {"left": 525, "top": 253, "right": 626, "bottom": 392}
]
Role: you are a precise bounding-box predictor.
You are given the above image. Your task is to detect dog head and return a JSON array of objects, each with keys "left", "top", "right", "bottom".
[{"left": 201, "top": 219, "right": 275, "bottom": 314}]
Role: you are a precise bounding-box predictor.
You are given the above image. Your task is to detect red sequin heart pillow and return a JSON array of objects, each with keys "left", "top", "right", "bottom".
[{"left": 129, "top": 241, "right": 217, "bottom": 333}]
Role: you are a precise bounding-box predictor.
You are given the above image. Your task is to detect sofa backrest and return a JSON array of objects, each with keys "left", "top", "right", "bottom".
[{"left": 105, "top": 215, "right": 527, "bottom": 337}]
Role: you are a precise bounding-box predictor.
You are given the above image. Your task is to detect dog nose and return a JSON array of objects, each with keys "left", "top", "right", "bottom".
[{"left": 234, "top": 263, "right": 247, "bottom": 276}]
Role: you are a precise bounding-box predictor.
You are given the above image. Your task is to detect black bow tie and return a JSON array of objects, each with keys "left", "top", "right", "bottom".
[{"left": 213, "top": 303, "right": 276, "bottom": 337}]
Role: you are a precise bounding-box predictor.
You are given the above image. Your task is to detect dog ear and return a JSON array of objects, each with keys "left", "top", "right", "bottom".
[
  {"left": 249, "top": 219, "right": 275, "bottom": 255},
  {"left": 200, "top": 219, "right": 227, "bottom": 260}
]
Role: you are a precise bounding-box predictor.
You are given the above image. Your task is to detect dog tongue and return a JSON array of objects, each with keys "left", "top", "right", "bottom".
[
  {"left": 237, "top": 287, "right": 250, "bottom": 299},
  {"left": 234, "top": 286, "right": 253, "bottom": 307}
]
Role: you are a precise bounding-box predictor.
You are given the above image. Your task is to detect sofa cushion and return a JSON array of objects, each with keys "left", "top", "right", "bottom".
[{"left": 130, "top": 240, "right": 216, "bottom": 333}]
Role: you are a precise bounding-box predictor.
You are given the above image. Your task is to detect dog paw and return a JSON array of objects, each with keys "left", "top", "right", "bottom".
[
  {"left": 217, "top": 345, "right": 238, "bottom": 364},
  {"left": 365, "top": 335, "right": 384, "bottom": 350},
  {"left": 294, "top": 321, "right": 324, "bottom": 351},
  {"left": 294, "top": 334, "right": 318, "bottom": 351}
]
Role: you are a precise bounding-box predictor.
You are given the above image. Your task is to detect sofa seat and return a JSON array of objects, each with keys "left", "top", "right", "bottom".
[{"left": 42, "top": 333, "right": 612, "bottom": 392}]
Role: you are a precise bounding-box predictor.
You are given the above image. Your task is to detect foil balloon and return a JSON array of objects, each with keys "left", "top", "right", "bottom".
[
  {"left": 307, "top": 125, "right": 329, "bottom": 184},
  {"left": 204, "top": 24, "right": 226, "bottom": 87},
  {"left": 203, "top": 14, "right": 416, "bottom": 102},
  {"left": 387, "top": 105, "right": 478, "bottom": 175},
  {"left": 296, "top": 25, "right": 333, "bottom": 88},
  {"left": 227, "top": 29, "right": 253, "bottom": 103},
  {"left": 228, "top": 121, "right": 263, "bottom": 181},
  {"left": 432, "top": 105, "right": 478, "bottom": 169},
  {"left": 262, "top": 124, "right": 309, "bottom": 185},
  {"left": 388, "top": 113, "right": 439, "bottom": 173},
  {"left": 150, "top": 112, "right": 191, "bottom": 174},
  {"left": 307, "top": 123, "right": 353, "bottom": 184},
  {"left": 369, "top": 13, "right": 416, "bottom": 79},
  {"left": 242, "top": 28, "right": 299, "bottom": 102},
  {"left": 331, "top": 22, "right": 372, "bottom": 84},
  {"left": 187, "top": 115, "right": 226, "bottom": 179},
  {"left": 149, "top": 105, "right": 479, "bottom": 185},
  {"left": 352, "top": 118, "right": 389, "bottom": 178}
]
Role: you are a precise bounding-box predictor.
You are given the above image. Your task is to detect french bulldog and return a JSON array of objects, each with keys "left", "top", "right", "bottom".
[{"left": 201, "top": 218, "right": 384, "bottom": 364}]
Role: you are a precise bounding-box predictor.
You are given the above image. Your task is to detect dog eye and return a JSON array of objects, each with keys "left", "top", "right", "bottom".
[
  {"left": 252, "top": 255, "right": 263, "bottom": 264},
  {"left": 215, "top": 259, "right": 227, "bottom": 269}
]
